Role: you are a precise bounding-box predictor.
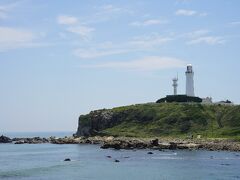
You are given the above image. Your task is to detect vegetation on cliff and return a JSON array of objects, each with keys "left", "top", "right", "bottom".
[
  {"left": 76, "top": 103, "right": 240, "bottom": 139},
  {"left": 156, "top": 95, "right": 202, "bottom": 103}
]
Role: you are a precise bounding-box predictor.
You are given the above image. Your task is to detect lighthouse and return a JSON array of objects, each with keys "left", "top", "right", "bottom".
[
  {"left": 185, "top": 64, "right": 195, "bottom": 97},
  {"left": 172, "top": 77, "right": 178, "bottom": 95}
]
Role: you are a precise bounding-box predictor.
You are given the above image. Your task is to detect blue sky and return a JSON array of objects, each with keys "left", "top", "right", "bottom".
[{"left": 0, "top": 0, "right": 240, "bottom": 132}]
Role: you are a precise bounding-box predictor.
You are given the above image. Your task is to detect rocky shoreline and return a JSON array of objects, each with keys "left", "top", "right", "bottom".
[{"left": 1, "top": 135, "right": 240, "bottom": 152}]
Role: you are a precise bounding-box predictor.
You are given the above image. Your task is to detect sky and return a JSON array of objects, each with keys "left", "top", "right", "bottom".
[{"left": 0, "top": 0, "right": 240, "bottom": 132}]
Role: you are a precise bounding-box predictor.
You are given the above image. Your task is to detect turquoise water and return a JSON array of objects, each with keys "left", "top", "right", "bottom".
[{"left": 0, "top": 132, "right": 240, "bottom": 179}]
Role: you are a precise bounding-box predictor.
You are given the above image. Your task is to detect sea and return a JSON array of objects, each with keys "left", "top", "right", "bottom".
[{"left": 0, "top": 132, "right": 240, "bottom": 180}]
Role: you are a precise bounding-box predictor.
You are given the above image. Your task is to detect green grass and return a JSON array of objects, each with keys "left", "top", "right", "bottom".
[{"left": 78, "top": 103, "right": 240, "bottom": 139}]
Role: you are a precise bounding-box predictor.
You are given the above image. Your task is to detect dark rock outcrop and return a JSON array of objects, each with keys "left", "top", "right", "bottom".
[
  {"left": 64, "top": 158, "right": 71, "bottom": 161},
  {"left": 151, "top": 139, "right": 159, "bottom": 146},
  {"left": 100, "top": 138, "right": 151, "bottom": 150},
  {"left": 0, "top": 135, "right": 12, "bottom": 143},
  {"left": 13, "top": 137, "right": 49, "bottom": 144},
  {"left": 169, "top": 142, "right": 178, "bottom": 150}
]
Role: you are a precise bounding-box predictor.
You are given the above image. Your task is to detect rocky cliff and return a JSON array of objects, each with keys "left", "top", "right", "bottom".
[{"left": 76, "top": 109, "right": 127, "bottom": 136}]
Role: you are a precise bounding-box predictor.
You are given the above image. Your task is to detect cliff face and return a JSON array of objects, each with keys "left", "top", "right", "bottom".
[
  {"left": 76, "top": 109, "right": 128, "bottom": 136},
  {"left": 76, "top": 103, "right": 240, "bottom": 138}
]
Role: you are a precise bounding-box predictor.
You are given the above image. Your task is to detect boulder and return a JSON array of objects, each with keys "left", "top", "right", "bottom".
[
  {"left": 135, "top": 142, "right": 148, "bottom": 149},
  {"left": 101, "top": 141, "right": 122, "bottom": 150},
  {"left": 64, "top": 158, "right": 71, "bottom": 161},
  {"left": 0, "top": 135, "right": 12, "bottom": 143},
  {"left": 169, "top": 142, "right": 177, "bottom": 150},
  {"left": 105, "top": 136, "right": 114, "bottom": 142},
  {"left": 151, "top": 139, "right": 159, "bottom": 146}
]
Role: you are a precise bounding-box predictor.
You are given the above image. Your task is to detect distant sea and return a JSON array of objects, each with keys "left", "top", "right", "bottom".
[
  {"left": 2, "top": 131, "right": 74, "bottom": 138},
  {"left": 0, "top": 132, "right": 240, "bottom": 180}
]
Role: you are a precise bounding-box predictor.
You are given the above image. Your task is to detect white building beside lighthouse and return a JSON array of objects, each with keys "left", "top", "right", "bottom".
[{"left": 185, "top": 64, "right": 195, "bottom": 97}]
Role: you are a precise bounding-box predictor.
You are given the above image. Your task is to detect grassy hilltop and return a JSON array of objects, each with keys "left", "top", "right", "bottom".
[{"left": 76, "top": 103, "right": 240, "bottom": 139}]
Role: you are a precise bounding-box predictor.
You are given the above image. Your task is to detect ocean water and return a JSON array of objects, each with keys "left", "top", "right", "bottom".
[
  {"left": 2, "top": 131, "right": 74, "bottom": 138},
  {"left": 0, "top": 133, "right": 240, "bottom": 180}
]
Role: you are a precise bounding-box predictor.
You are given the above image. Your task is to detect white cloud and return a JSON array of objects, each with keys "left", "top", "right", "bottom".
[
  {"left": 100, "top": 4, "right": 122, "bottom": 13},
  {"left": 130, "top": 19, "right": 168, "bottom": 26},
  {"left": 0, "top": 3, "right": 15, "bottom": 19},
  {"left": 175, "top": 9, "right": 207, "bottom": 17},
  {"left": 57, "top": 15, "right": 78, "bottom": 25},
  {"left": 92, "top": 4, "right": 133, "bottom": 22},
  {"left": 73, "top": 41, "right": 132, "bottom": 58},
  {"left": 184, "top": 29, "right": 225, "bottom": 45},
  {"left": 66, "top": 26, "right": 95, "bottom": 39},
  {"left": 130, "top": 34, "right": 172, "bottom": 48},
  {"left": 74, "top": 48, "right": 129, "bottom": 59},
  {"left": 0, "top": 27, "right": 37, "bottom": 51},
  {"left": 60, "top": 4, "right": 133, "bottom": 25},
  {"left": 187, "top": 36, "right": 225, "bottom": 45},
  {"left": 0, "top": 1, "right": 31, "bottom": 20},
  {"left": 73, "top": 34, "right": 172, "bottom": 59},
  {"left": 184, "top": 29, "right": 209, "bottom": 38},
  {"left": 57, "top": 15, "right": 94, "bottom": 40},
  {"left": 175, "top": 9, "right": 197, "bottom": 16},
  {"left": 99, "top": 4, "right": 133, "bottom": 15},
  {"left": 81, "top": 56, "right": 186, "bottom": 71}
]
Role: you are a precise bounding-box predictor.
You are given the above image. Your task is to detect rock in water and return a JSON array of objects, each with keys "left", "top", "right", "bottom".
[
  {"left": 147, "top": 152, "right": 154, "bottom": 154},
  {"left": 64, "top": 158, "right": 71, "bottom": 162},
  {"left": 221, "top": 163, "right": 231, "bottom": 166},
  {"left": 114, "top": 159, "right": 120, "bottom": 162},
  {"left": 151, "top": 139, "right": 159, "bottom": 146},
  {"left": 0, "top": 135, "right": 12, "bottom": 143}
]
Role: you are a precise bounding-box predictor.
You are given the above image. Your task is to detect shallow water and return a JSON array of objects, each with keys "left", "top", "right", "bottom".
[{"left": 0, "top": 143, "right": 240, "bottom": 180}]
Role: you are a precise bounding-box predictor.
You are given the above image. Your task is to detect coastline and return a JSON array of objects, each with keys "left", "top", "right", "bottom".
[{"left": 1, "top": 135, "right": 240, "bottom": 152}]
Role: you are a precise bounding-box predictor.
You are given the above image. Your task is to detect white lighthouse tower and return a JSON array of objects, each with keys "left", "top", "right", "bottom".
[
  {"left": 172, "top": 77, "right": 178, "bottom": 95},
  {"left": 185, "top": 64, "right": 195, "bottom": 97}
]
